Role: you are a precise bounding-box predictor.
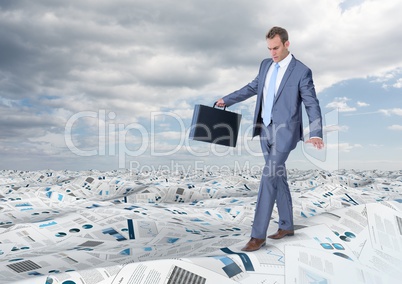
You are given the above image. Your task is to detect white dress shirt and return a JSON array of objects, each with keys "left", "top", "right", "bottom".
[{"left": 261, "top": 52, "right": 292, "bottom": 121}]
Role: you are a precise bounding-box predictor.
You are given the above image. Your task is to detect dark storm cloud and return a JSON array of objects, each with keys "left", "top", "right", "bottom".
[{"left": 0, "top": 0, "right": 265, "bottom": 95}]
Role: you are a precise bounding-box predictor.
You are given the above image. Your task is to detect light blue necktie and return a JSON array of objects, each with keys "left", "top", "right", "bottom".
[{"left": 263, "top": 63, "right": 279, "bottom": 126}]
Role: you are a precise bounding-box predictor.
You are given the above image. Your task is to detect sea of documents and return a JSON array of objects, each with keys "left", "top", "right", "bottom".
[{"left": 0, "top": 168, "right": 401, "bottom": 283}]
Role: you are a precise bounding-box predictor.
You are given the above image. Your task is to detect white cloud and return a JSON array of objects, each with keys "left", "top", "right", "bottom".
[
  {"left": 284, "top": 0, "right": 402, "bottom": 90},
  {"left": 338, "top": 143, "right": 363, "bottom": 152},
  {"left": 324, "top": 125, "right": 349, "bottom": 133},
  {"left": 29, "top": 131, "right": 66, "bottom": 148},
  {"left": 388, "top": 125, "right": 402, "bottom": 131},
  {"left": 357, "top": 101, "right": 369, "bottom": 107},
  {"left": 379, "top": 108, "right": 402, "bottom": 116},
  {"left": 326, "top": 97, "right": 356, "bottom": 112},
  {"left": 154, "top": 131, "right": 184, "bottom": 140},
  {"left": 368, "top": 144, "right": 384, "bottom": 147},
  {"left": 370, "top": 68, "right": 402, "bottom": 89},
  {"left": 326, "top": 143, "right": 362, "bottom": 153},
  {"left": 393, "top": 78, "right": 402, "bottom": 88}
]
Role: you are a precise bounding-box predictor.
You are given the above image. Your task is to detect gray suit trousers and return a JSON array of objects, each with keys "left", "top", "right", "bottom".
[{"left": 251, "top": 123, "right": 294, "bottom": 239}]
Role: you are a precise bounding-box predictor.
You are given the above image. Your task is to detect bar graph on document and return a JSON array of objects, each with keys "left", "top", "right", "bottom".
[
  {"left": 167, "top": 266, "right": 206, "bottom": 284},
  {"left": 102, "top": 227, "right": 127, "bottom": 241}
]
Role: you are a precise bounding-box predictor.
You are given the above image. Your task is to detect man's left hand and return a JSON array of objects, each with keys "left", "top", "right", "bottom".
[{"left": 305, "top": 137, "right": 324, "bottom": 150}]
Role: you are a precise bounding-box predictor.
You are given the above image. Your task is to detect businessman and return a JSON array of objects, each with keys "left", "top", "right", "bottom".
[{"left": 216, "top": 26, "right": 324, "bottom": 252}]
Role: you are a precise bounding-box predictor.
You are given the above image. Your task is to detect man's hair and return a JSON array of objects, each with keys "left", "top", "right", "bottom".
[{"left": 266, "top": 26, "right": 288, "bottom": 44}]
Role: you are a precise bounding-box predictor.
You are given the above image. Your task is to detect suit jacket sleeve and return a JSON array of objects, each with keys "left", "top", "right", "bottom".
[
  {"left": 300, "top": 68, "right": 323, "bottom": 139},
  {"left": 221, "top": 60, "right": 266, "bottom": 107}
]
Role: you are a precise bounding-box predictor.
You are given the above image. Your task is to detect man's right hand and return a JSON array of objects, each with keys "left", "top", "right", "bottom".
[{"left": 215, "top": 98, "right": 226, "bottom": 108}]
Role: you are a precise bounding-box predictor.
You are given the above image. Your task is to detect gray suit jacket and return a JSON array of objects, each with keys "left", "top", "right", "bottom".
[{"left": 223, "top": 56, "right": 323, "bottom": 152}]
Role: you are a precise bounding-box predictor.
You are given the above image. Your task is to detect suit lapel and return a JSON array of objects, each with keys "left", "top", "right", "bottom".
[{"left": 274, "top": 56, "right": 296, "bottom": 103}]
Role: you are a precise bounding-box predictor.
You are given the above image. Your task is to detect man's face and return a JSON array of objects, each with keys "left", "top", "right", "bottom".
[{"left": 267, "top": 34, "right": 290, "bottom": 62}]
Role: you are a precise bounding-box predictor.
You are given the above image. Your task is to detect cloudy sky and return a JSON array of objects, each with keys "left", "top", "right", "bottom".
[{"left": 1, "top": 0, "right": 401, "bottom": 172}]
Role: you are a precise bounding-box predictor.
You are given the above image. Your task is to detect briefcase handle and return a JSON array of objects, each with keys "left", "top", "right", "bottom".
[{"left": 213, "top": 101, "right": 227, "bottom": 111}]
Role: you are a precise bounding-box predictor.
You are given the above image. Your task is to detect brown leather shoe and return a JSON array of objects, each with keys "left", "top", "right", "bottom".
[
  {"left": 267, "top": 229, "right": 294, "bottom": 239},
  {"left": 241, "top": 237, "right": 266, "bottom": 252}
]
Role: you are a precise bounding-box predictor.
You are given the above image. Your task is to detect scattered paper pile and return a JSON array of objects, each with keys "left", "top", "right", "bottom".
[{"left": 0, "top": 169, "right": 401, "bottom": 283}]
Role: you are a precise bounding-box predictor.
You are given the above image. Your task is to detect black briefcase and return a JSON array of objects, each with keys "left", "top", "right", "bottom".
[{"left": 189, "top": 103, "right": 242, "bottom": 147}]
